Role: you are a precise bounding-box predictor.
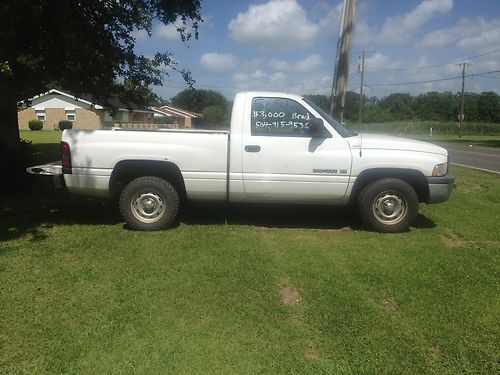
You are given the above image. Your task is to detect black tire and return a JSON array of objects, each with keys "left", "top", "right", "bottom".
[
  {"left": 358, "top": 178, "right": 418, "bottom": 233},
  {"left": 119, "top": 176, "right": 179, "bottom": 231}
]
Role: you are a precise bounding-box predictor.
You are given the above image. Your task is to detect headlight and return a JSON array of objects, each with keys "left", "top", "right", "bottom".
[{"left": 432, "top": 162, "right": 448, "bottom": 176}]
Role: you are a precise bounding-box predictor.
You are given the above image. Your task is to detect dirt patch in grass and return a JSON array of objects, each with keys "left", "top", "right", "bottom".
[
  {"left": 440, "top": 230, "right": 498, "bottom": 250},
  {"left": 456, "top": 180, "right": 487, "bottom": 193},
  {"left": 304, "top": 344, "right": 320, "bottom": 359},
  {"left": 440, "top": 230, "right": 469, "bottom": 248},
  {"left": 430, "top": 345, "right": 441, "bottom": 360},
  {"left": 440, "top": 235, "right": 468, "bottom": 248},
  {"left": 280, "top": 280, "right": 301, "bottom": 307},
  {"left": 377, "top": 299, "right": 399, "bottom": 315}
]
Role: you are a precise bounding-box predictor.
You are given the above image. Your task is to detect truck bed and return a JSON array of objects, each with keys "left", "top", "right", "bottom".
[{"left": 61, "top": 129, "right": 229, "bottom": 199}]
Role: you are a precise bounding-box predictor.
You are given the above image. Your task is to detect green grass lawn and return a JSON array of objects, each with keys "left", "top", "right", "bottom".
[
  {"left": 21, "top": 130, "right": 62, "bottom": 164},
  {"left": 1, "top": 132, "right": 498, "bottom": 373}
]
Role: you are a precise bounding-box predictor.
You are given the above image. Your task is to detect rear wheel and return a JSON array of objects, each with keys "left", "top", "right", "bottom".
[
  {"left": 119, "top": 176, "right": 179, "bottom": 231},
  {"left": 359, "top": 178, "right": 418, "bottom": 233}
]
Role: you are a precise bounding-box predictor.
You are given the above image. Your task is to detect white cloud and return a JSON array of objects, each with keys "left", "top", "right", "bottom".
[
  {"left": 294, "top": 54, "right": 323, "bottom": 72},
  {"left": 379, "top": 0, "right": 453, "bottom": 44},
  {"left": 270, "top": 71, "right": 287, "bottom": 83},
  {"left": 354, "top": 19, "right": 377, "bottom": 45},
  {"left": 232, "top": 72, "right": 249, "bottom": 84},
  {"left": 231, "top": 69, "right": 288, "bottom": 90},
  {"left": 457, "top": 20, "right": 500, "bottom": 51},
  {"left": 155, "top": 24, "right": 179, "bottom": 41},
  {"left": 268, "top": 55, "right": 323, "bottom": 72},
  {"left": 293, "top": 75, "right": 332, "bottom": 95},
  {"left": 154, "top": 15, "right": 207, "bottom": 41},
  {"left": 317, "top": 1, "right": 342, "bottom": 34},
  {"left": 131, "top": 29, "right": 149, "bottom": 42},
  {"left": 422, "top": 17, "right": 500, "bottom": 51},
  {"left": 364, "top": 53, "right": 401, "bottom": 70},
  {"left": 200, "top": 53, "right": 239, "bottom": 73},
  {"left": 228, "top": 0, "right": 319, "bottom": 50},
  {"left": 269, "top": 59, "right": 290, "bottom": 71}
]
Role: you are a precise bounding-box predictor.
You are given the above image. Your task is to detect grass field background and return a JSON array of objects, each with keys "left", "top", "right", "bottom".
[{"left": 1, "top": 130, "right": 498, "bottom": 373}]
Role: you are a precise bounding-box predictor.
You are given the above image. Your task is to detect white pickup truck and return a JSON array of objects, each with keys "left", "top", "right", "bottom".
[{"left": 31, "top": 91, "right": 454, "bottom": 232}]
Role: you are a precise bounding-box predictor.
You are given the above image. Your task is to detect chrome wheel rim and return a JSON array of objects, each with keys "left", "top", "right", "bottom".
[
  {"left": 372, "top": 191, "right": 407, "bottom": 225},
  {"left": 131, "top": 192, "right": 165, "bottom": 223}
]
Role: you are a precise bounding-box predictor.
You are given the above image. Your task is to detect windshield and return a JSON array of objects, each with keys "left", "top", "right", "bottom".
[{"left": 303, "top": 98, "right": 356, "bottom": 138}]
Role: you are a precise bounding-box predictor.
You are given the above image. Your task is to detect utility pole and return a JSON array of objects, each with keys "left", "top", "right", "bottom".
[
  {"left": 458, "top": 62, "right": 470, "bottom": 138},
  {"left": 330, "top": 0, "right": 356, "bottom": 122},
  {"left": 358, "top": 51, "right": 365, "bottom": 130}
]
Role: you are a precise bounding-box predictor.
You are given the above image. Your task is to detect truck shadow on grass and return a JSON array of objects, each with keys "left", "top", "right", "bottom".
[
  {"left": 180, "top": 203, "right": 360, "bottom": 230},
  {"left": 179, "top": 202, "right": 436, "bottom": 231},
  {"left": 0, "top": 195, "right": 122, "bottom": 243},
  {"left": 0, "top": 195, "right": 436, "bottom": 243}
]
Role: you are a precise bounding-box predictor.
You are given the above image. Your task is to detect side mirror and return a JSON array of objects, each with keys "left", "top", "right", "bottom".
[{"left": 308, "top": 118, "right": 330, "bottom": 138}]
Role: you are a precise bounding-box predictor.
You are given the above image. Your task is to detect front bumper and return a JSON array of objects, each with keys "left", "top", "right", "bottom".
[{"left": 427, "top": 175, "right": 455, "bottom": 203}]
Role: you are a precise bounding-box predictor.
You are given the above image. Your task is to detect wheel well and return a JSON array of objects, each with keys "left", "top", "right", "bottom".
[
  {"left": 350, "top": 169, "right": 429, "bottom": 204},
  {"left": 109, "top": 160, "right": 186, "bottom": 200}
]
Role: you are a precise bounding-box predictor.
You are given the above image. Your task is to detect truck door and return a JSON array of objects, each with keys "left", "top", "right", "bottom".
[{"left": 241, "top": 96, "right": 352, "bottom": 203}]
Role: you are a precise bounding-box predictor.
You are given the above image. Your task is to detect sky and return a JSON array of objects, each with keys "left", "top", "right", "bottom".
[{"left": 131, "top": 0, "right": 500, "bottom": 101}]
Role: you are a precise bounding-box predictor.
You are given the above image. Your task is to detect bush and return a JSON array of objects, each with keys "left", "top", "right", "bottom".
[
  {"left": 28, "top": 119, "right": 43, "bottom": 131},
  {"left": 201, "top": 105, "right": 230, "bottom": 129},
  {"left": 58, "top": 120, "right": 73, "bottom": 130}
]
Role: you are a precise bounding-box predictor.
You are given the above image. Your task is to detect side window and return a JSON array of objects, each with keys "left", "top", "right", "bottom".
[{"left": 251, "top": 97, "right": 313, "bottom": 137}]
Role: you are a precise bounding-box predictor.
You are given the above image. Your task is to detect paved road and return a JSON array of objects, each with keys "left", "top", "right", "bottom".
[{"left": 437, "top": 143, "right": 500, "bottom": 174}]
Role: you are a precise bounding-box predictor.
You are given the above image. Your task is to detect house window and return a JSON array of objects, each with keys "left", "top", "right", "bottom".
[
  {"left": 66, "top": 110, "right": 76, "bottom": 121},
  {"left": 35, "top": 109, "right": 46, "bottom": 121}
]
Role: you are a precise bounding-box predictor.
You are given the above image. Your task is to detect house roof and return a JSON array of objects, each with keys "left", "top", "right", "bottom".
[
  {"left": 27, "top": 89, "right": 152, "bottom": 112},
  {"left": 151, "top": 105, "right": 200, "bottom": 119}
]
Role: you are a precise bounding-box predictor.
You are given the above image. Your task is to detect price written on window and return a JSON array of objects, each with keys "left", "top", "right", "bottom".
[
  {"left": 255, "top": 121, "right": 310, "bottom": 130},
  {"left": 252, "top": 111, "right": 311, "bottom": 120},
  {"left": 252, "top": 111, "right": 310, "bottom": 131}
]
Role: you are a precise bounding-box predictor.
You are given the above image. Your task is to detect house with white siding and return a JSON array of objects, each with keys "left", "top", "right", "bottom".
[{"left": 18, "top": 89, "right": 154, "bottom": 130}]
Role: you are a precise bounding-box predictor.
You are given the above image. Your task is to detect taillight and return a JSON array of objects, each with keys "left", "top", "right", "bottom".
[{"left": 61, "top": 142, "right": 72, "bottom": 174}]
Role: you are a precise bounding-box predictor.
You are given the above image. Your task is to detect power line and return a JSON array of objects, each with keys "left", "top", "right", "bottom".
[
  {"left": 162, "top": 69, "right": 500, "bottom": 95},
  {"left": 365, "top": 49, "right": 500, "bottom": 72},
  {"left": 366, "top": 70, "right": 500, "bottom": 87},
  {"left": 476, "top": 75, "right": 500, "bottom": 80}
]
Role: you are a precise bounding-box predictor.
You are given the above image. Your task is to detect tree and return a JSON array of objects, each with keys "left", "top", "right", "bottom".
[
  {"left": 303, "top": 95, "right": 330, "bottom": 112},
  {"left": 0, "top": 0, "right": 201, "bottom": 192},
  {"left": 478, "top": 91, "right": 500, "bottom": 123},
  {"left": 202, "top": 105, "right": 230, "bottom": 129},
  {"left": 343, "top": 91, "right": 361, "bottom": 121},
  {"left": 170, "top": 89, "right": 229, "bottom": 113},
  {"left": 170, "top": 89, "right": 231, "bottom": 129},
  {"left": 380, "top": 93, "right": 414, "bottom": 120}
]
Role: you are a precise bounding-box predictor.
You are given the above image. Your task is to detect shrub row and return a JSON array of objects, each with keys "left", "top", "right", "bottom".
[{"left": 27, "top": 119, "right": 73, "bottom": 131}]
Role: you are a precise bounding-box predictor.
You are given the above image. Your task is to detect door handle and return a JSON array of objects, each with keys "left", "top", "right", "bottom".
[{"left": 245, "top": 145, "right": 261, "bottom": 153}]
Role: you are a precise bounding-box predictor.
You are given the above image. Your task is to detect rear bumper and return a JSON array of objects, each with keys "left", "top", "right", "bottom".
[
  {"left": 427, "top": 175, "right": 455, "bottom": 203},
  {"left": 26, "top": 161, "right": 65, "bottom": 189}
]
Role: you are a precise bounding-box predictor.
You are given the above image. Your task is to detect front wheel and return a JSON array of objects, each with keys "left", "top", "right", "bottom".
[
  {"left": 358, "top": 178, "right": 418, "bottom": 233},
  {"left": 119, "top": 176, "right": 179, "bottom": 231}
]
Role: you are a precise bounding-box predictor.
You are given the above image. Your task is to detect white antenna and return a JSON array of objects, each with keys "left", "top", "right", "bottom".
[{"left": 358, "top": 51, "right": 365, "bottom": 157}]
